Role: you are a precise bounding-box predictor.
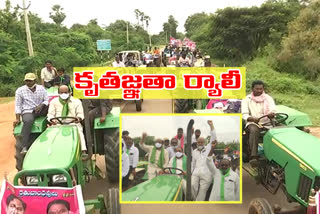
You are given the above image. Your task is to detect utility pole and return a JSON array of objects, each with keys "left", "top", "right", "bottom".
[
  {"left": 19, "top": 0, "right": 34, "bottom": 56},
  {"left": 126, "top": 22, "right": 129, "bottom": 44}
]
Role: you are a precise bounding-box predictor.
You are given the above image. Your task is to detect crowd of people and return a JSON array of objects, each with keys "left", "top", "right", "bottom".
[
  {"left": 112, "top": 44, "right": 215, "bottom": 68},
  {"left": 121, "top": 120, "right": 240, "bottom": 201}
]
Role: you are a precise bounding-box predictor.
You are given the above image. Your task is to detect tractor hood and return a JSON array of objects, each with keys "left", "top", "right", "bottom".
[
  {"left": 23, "top": 125, "right": 80, "bottom": 170},
  {"left": 122, "top": 175, "right": 182, "bottom": 201},
  {"left": 264, "top": 127, "right": 320, "bottom": 173}
]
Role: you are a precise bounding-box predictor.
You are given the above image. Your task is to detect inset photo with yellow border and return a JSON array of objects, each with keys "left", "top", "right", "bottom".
[{"left": 119, "top": 114, "right": 242, "bottom": 204}]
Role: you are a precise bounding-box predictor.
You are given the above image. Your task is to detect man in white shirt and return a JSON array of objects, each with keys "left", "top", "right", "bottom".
[
  {"left": 139, "top": 133, "right": 169, "bottom": 179},
  {"left": 242, "top": 80, "right": 276, "bottom": 166},
  {"left": 47, "top": 85, "right": 87, "bottom": 152},
  {"left": 112, "top": 56, "right": 125, "bottom": 67},
  {"left": 41, "top": 60, "right": 57, "bottom": 88},
  {"left": 191, "top": 120, "right": 216, "bottom": 201},
  {"left": 166, "top": 138, "right": 178, "bottom": 160},
  {"left": 163, "top": 146, "right": 187, "bottom": 195},
  {"left": 123, "top": 136, "right": 139, "bottom": 187},
  {"left": 206, "top": 144, "right": 240, "bottom": 201}
]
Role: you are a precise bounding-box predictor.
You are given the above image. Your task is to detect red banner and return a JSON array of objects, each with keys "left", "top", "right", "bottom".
[{"left": 0, "top": 180, "right": 85, "bottom": 214}]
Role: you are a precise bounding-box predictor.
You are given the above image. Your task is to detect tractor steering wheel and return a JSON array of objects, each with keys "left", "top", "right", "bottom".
[
  {"left": 49, "top": 116, "right": 79, "bottom": 125},
  {"left": 258, "top": 113, "right": 288, "bottom": 127},
  {"left": 162, "top": 167, "right": 185, "bottom": 175}
]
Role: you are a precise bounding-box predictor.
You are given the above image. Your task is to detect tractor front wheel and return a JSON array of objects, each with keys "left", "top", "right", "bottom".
[
  {"left": 104, "top": 128, "right": 119, "bottom": 183},
  {"left": 248, "top": 198, "right": 274, "bottom": 214},
  {"left": 174, "top": 99, "right": 189, "bottom": 113}
]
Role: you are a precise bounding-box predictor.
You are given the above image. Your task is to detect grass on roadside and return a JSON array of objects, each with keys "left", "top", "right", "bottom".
[{"left": 0, "top": 97, "right": 14, "bottom": 104}]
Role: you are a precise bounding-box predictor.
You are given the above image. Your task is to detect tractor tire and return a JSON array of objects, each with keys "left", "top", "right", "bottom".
[
  {"left": 248, "top": 198, "right": 274, "bottom": 214},
  {"left": 174, "top": 99, "right": 189, "bottom": 113},
  {"left": 15, "top": 137, "right": 24, "bottom": 171},
  {"left": 135, "top": 100, "right": 142, "bottom": 112},
  {"left": 104, "top": 128, "right": 119, "bottom": 183},
  {"left": 105, "top": 188, "right": 120, "bottom": 214}
]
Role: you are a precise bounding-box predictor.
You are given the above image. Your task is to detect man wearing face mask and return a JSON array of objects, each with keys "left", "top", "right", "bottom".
[
  {"left": 47, "top": 85, "right": 87, "bottom": 152},
  {"left": 206, "top": 143, "right": 240, "bottom": 201},
  {"left": 123, "top": 136, "right": 139, "bottom": 187},
  {"left": 191, "top": 120, "right": 217, "bottom": 201},
  {"left": 166, "top": 138, "right": 179, "bottom": 160},
  {"left": 164, "top": 146, "right": 187, "bottom": 195},
  {"left": 14, "top": 73, "right": 49, "bottom": 155},
  {"left": 139, "top": 133, "right": 169, "bottom": 179}
]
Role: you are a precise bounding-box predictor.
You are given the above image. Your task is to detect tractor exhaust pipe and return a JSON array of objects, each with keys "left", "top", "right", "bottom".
[{"left": 186, "top": 119, "right": 194, "bottom": 201}]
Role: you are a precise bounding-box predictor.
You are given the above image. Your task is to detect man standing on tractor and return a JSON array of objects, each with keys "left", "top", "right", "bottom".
[
  {"left": 41, "top": 60, "right": 57, "bottom": 88},
  {"left": 192, "top": 128, "right": 201, "bottom": 150},
  {"left": 47, "top": 85, "right": 87, "bottom": 152},
  {"left": 123, "top": 136, "right": 139, "bottom": 188},
  {"left": 139, "top": 133, "right": 169, "bottom": 179},
  {"left": 122, "top": 142, "right": 130, "bottom": 189},
  {"left": 191, "top": 120, "right": 217, "bottom": 201},
  {"left": 14, "top": 73, "right": 49, "bottom": 155},
  {"left": 162, "top": 146, "right": 187, "bottom": 195},
  {"left": 206, "top": 143, "right": 240, "bottom": 201},
  {"left": 242, "top": 80, "right": 276, "bottom": 167}
]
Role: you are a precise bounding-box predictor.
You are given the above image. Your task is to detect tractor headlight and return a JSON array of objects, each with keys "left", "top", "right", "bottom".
[
  {"left": 52, "top": 174, "right": 67, "bottom": 184},
  {"left": 26, "top": 176, "right": 38, "bottom": 185}
]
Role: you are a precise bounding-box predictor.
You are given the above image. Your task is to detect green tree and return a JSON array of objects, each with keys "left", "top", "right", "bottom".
[
  {"left": 49, "top": 4, "right": 66, "bottom": 26},
  {"left": 278, "top": 0, "right": 320, "bottom": 79},
  {"left": 163, "top": 15, "right": 178, "bottom": 38}
]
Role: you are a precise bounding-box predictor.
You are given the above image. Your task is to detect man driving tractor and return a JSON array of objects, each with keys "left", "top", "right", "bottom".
[{"left": 241, "top": 80, "right": 276, "bottom": 167}]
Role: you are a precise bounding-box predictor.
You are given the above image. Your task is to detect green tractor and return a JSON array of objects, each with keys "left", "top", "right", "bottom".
[
  {"left": 197, "top": 104, "right": 320, "bottom": 213},
  {"left": 13, "top": 89, "right": 120, "bottom": 213}
]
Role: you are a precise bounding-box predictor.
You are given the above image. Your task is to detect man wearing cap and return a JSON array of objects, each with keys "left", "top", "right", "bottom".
[
  {"left": 41, "top": 60, "right": 57, "bottom": 88},
  {"left": 14, "top": 73, "right": 49, "bottom": 154}
]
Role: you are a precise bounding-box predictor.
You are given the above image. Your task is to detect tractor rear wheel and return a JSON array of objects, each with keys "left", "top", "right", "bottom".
[
  {"left": 135, "top": 100, "right": 142, "bottom": 112},
  {"left": 15, "top": 137, "right": 24, "bottom": 171},
  {"left": 104, "top": 128, "right": 119, "bottom": 182},
  {"left": 174, "top": 99, "right": 189, "bottom": 113},
  {"left": 248, "top": 198, "right": 274, "bottom": 214},
  {"left": 105, "top": 188, "right": 120, "bottom": 214}
]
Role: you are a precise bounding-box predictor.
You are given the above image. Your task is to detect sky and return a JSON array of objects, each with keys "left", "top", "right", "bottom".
[
  {"left": 121, "top": 115, "right": 240, "bottom": 143},
  {"left": 2, "top": 0, "right": 266, "bottom": 34}
]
